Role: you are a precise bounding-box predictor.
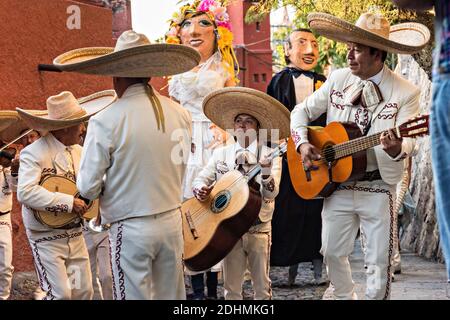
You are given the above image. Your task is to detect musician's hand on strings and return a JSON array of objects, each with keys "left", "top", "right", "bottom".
[
  {"left": 298, "top": 143, "right": 321, "bottom": 171},
  {"left": 73, "top": 198, "right": 88, "bottom": 216},
  {"left": 193, "top": 185, "right": 214, "bottom": 202},
  {"left": 260, "top": 154, "right": 273, "bottom": 179},
  {"left": 380, "top": 129, "right": 403, "bottom": 158}
]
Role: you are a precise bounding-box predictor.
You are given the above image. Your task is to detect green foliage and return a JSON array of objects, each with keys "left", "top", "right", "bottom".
[{"left": 249, "top": 0, "right": 417, "bottom": 72}]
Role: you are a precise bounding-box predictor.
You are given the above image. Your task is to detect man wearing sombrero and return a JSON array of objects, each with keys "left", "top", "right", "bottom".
[
  {"left": 0, "top": 111, "right": 20, "bottom": 300},
  {"left": 192, "top": 87, "right": 288, "bottom": 299},
  {"left": 291, "top": 12, "right": 430, "bottom": 299},
  {"left": 54, "top": 30, "right": 200, "bottom": 299},
  {"left": 15, "top": 89, "right": 116, "bottom": 300}
]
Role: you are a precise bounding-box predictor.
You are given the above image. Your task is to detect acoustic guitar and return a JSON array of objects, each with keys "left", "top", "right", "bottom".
[
  {"left": 181, "top": 142, "right": 287, "bottom": 272},
  {"left": 287, "top": 115, "right": 429, "bottom": 200},
  {"left": 33, "top": 175, "right": 98, "bottom": 228}
]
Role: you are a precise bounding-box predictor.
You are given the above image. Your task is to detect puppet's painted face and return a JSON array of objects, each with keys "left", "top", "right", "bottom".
[
  {"left": 285, "top": 31, "right": 319, "bottom": 71},
  {"left": 179, "top": 13, "right": 216, "bottom": 62}
]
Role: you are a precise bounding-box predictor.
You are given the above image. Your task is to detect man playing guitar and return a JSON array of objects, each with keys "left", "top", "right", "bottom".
[
  {"left": 192, "top": 87, "right": 290, "bottom": 299},
  {"left": 16, "top": 90, "right": 115, "bottom": 299}
]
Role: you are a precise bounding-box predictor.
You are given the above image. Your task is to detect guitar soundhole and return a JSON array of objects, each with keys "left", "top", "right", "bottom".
[
  {"left": 323, "top": 145, "right": 335, "bottom": 163},
  {"left": 211, "top": 191, "right": 231, "bottom": 213}
]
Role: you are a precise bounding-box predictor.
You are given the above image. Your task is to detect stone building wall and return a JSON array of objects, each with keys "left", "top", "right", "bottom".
[{"left": 395, "top": 55, "right": 443, "bottom": 261}]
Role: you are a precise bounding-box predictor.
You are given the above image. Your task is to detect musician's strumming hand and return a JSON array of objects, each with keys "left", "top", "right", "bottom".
[
  {"left": 73, "top": 198, "right": 88, "bottom": 216},
  {"left": 298, "top": 143, "right": 321, "bottom": 171},
  {"left": 380, "top": 129, "right": 402, "bottom": 158},
  {"left": 10, "top": 158, "right": 20, "bottom": 175},
  {"left": 193, "top": 185, "right": 214, "bottom": 202}
]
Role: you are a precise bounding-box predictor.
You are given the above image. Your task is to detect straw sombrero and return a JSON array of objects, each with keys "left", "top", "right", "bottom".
[
  {"left": 0, "top": 110, "right": 48, "bottom": 143},
  {"left": 307, "top": 12, "right": 430, "bottom": 54},
  {"left": 16, "top": 90, "right": 117, "bottom": 132},
  {"left": 202, "top": 87, "right": 291, "bottom": 139},
  {"left": 52, "top": 30, "right": 201, "bottom": 78}
]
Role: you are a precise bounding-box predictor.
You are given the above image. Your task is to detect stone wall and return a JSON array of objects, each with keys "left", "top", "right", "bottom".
[{"left": 395, "top": 55, "right": 443, "bottom": 261}]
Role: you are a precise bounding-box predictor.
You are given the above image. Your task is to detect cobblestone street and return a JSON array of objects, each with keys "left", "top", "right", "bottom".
[{"left": 10, "top": 241, "right": 449, "bottom": 300}]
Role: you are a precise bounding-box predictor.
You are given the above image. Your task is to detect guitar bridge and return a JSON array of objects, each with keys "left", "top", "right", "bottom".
[{"left": 185, "top": 210, "right": 199, "bottom": 239}]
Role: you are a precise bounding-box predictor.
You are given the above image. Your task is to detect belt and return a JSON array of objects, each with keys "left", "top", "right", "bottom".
[
  {"left": 252, "top": 217, "right": 269, "bottom": 227},
  {"left": 0, "top": 210, "right": 11, "bottom": 216},
  {"left": 358, "top": 170, "right": 382, "bottom": 182},
  {"left": 57, "top": 220, "right": 82, "bottom": 230},
  {"left": 252, "top": 217, "right": 262, "bottom": 226}
]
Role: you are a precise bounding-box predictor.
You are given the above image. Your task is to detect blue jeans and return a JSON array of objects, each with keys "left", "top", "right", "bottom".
[{"left": 431, "top": 73, "right": 450, "bottom": 280}]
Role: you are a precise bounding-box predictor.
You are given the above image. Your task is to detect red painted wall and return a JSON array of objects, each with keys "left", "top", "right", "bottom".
[
  {"left": 228, "top": 0, "right": 272, "bottom": 92},
  {"left": 74, "top": 0, "right": 132, "bottom": 39},
  {"left": 0, "top": 0, "right": 115, "bottom": 272}
]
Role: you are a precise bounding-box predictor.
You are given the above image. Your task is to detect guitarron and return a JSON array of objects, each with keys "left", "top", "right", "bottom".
[
  {"left": 33, "top": 175, "right": 98, "bottom": 228},
  {"left": 287, "top": 115, "right": 429, "bottom": 200},
  {"left": 181, "top": 143, "right": 286, "bottom": 272}
]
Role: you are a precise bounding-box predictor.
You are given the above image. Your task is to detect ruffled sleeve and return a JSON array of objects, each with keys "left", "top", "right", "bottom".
[{"left": 168, "top": 76, "right": 181, "bottom": 101}]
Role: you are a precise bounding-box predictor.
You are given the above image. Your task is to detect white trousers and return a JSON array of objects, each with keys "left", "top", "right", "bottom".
[
  {"left": 223, "top": 231, "right": 272, "bottom": 300},
  {"left": 83, "top": 227, "right": 113, "bottom": 300},
  {"left": 27, "top": 228, "right": 93, "bottom": 300},
  {"left": 321, "top": 181, "right": 395, "bottom": 300},
  {"left": 0, "top": 221, "right": 13, "bottom": 300},
  {"left": 108, "top": 209, "right": 185, "bottom": 300}
]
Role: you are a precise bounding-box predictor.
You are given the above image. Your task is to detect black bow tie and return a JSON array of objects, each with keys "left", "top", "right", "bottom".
[{"left": 286, "top": 67, "right": 315, "bottom": 79}]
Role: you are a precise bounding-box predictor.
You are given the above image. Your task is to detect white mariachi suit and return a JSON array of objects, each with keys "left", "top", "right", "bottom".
[
  {"left": 77, "top": 84, "right": 192, "bottom": 300},
  {"left": 17, "top": 133, "right": 93, "bottom": 300},
  {"left": 291, "top": 66, "right": 419, "bottom": 300},
  {"left": 0, "top": 166, "right": 17, "bottom": 300},
  {"left": 192, "top": 140, "right": 282, "bottom": 300},
  {"left": 82, "top": 225, "right": 113, "bottom": 300}
]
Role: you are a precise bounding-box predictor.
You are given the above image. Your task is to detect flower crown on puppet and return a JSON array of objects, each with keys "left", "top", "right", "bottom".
[{"left": 166, "top": 0, "right": 239, "bottom": 83}]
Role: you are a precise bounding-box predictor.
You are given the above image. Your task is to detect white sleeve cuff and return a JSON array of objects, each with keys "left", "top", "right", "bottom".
[
  {"left": 388, "top": 145, "right": 408, "bottom": 162},
  {"left": 291, "top": 129, "right": 309, "bottom": 151}
]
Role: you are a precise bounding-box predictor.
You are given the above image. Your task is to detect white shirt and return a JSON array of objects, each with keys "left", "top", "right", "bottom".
[
  {"left": 293, "top": 74, "right": 314, "bottom": 104},
  {"left": 348, "top": 66, "right": 385, "bottom": 171}
]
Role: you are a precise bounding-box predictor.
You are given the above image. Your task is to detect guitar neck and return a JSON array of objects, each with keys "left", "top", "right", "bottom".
[
  {"left": 333, "top": 127, "right": 399, "bottom": 160},
  {"left": 246, "top": 143, "right": 286, "bottom": 181}
]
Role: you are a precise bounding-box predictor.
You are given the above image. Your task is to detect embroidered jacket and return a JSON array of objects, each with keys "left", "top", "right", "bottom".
[
  {"left": 291, "top": 67, "right": 420, "bottom": 185},
  {"left": 17, "top": 134, "right": 82, "bottom": 232},
  {"left": 192, "top": 141, "right": 282, "bottom": 233},
  {"left": 77, "top": 84, "right": 192, "bottom": 225}
]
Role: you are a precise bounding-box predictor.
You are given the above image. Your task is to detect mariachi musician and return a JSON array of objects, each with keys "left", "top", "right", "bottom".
[
  {"left": 16, "top": 90, "right": 115, "bottom": 300},
  {"left": 191, "top": 87, "right": 289, "bottom": 300}
]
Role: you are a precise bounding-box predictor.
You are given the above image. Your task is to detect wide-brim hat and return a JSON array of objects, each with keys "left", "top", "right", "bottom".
[
  {"left": 0, "top": 110, "right": 48, "bottom": 143},
  {"left": 16, "top": 90, "right": 117, "bottom": 132},
  {"left": 307, "top": 12, "right": 430, "bottom": 54},
  {"left": 52, "top": 30, "right": 201, "bottom": 78},
  {"left": 202, "top": 87, "right": 291, "bottom": 139}
]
